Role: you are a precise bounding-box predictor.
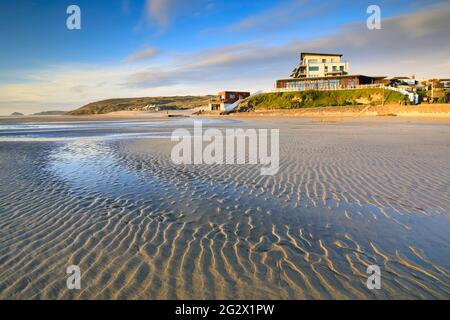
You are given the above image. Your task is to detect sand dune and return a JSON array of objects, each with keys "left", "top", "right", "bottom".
[{"left": 0, "top": 117, "right": 449, "bottom": 299}]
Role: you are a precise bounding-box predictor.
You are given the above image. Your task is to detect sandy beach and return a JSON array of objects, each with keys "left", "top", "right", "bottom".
[
  {"left": 201, "top": 104, "right": 450, "bottom": 120},
  {"left": 0, "top": 109, "right": 200, "bottom": 123},
  {"left": 1, "top": 104, "right": 449, "bottom": 123},
  {"left": 0, "top": 116, "right": 449, "bottom": 299},
  {"left": 3, "top": 0, "right": 450, "bottom": 306}
]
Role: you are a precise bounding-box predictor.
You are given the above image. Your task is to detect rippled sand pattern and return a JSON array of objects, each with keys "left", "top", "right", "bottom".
[{"left": 0, "top": 118, "right": 449, "bottom": 299}]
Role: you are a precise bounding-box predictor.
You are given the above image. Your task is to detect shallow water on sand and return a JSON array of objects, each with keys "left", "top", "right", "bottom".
[{"left": 0, "top": 118, "right": 449, "bottom": 299}]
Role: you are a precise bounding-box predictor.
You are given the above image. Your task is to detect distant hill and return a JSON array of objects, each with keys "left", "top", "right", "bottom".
[
  {"left": 67, "top": 96, "right": 213, "bottom": 115},
  {"left": 10, "top": 112, "right": 24, "bottom": 116},
  {"left": 33, "top": 111, "right": 66, "bottom": 116}
]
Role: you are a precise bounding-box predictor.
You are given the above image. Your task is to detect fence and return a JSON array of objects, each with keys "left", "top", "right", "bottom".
[{"left": 272, "top": 83, "right": 384, "bottom": 93}]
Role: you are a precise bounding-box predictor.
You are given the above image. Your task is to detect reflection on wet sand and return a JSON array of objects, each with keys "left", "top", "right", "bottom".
[{"left": 0, "top": 118, "right": 449, "bottom": 299}]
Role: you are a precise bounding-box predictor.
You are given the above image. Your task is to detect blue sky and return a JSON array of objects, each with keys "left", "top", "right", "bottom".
[{"left": 0, "top": 0, "right": 449, "bottom": 114}]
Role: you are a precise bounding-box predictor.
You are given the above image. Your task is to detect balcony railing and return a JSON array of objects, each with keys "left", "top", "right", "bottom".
[
  {"left": 301, "top": 60, "right": 348, "bottom": 66},
  {"left": 272, "top": 83, "right": 384, "bottom": 92}
]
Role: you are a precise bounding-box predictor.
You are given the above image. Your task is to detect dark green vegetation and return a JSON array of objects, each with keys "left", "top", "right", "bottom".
[
  {"left": 33, "top": 111, "right": 66, "bottom": 116},
  {"left": 68, "top": 96, "right": 213, "bottom": 115},
  {"left": 10, "top": 112, "right": 24, "bottom": 116},
  {"left": 242, "top": 89, "right": 408, "bottom": 110}
]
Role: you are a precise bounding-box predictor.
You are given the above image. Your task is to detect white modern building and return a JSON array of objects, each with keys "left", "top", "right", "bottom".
[{"left": 291, "top": 53, "right": 349, "bottom": 78}]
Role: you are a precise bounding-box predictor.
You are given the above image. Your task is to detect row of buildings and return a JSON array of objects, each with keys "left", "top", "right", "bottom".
[{"left": 207, "top": 52, "right": 450, "bottom": 111}]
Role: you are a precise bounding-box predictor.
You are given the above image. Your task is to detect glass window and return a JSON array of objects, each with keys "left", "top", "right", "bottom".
[
  {"left": 309, "top": 66, "right": 319, "bottom": 71},
  {"left": 340, "top": 66, "right": 344, "bottom": 71}
]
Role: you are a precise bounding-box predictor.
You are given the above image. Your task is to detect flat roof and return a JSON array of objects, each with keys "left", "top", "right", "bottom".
[
  {"left": 389, "top": 76, "right": 414, "bottom": 80},
  {"left": 218, "top": 91, "right": 250, "bottom": 94},
  {"left": 300, "top": 52, "right": 343, "bottom": 59},
  {"left": 277, "top": 75, "right": 386, "bottom": 81}
]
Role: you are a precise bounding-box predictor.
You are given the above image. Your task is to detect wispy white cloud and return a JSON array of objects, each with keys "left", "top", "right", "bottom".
[
  {"left": 145, "top": 0, "right": 171, "bottom": 29},
  {"left": 0, "top": 64, "right": 139, "bottom": 115},
  {"left": 144, "top": 0, "right": 212, "bottom": 31},
  {"left": 124, "top": 40, "right": 299, "bottom": 88},
  {"left": 226, "top": 0, "right": 326, "bottom": 33},
  {"left": 126, "top": 47, "right": 160, "bottom": 62},
  {"left": 128, "top": 4, "right": 450, "bottom": 86},
  {"left": 1, "top": 3, "right": 449, "bottom": 115}
]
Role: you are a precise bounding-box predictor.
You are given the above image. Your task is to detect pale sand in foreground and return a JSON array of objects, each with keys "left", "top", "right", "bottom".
[{"left": 0, "top": 117, "right": 449, "bottom": 299}]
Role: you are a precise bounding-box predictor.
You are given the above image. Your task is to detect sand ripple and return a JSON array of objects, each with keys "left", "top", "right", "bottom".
[{"left": 0, "top": 119, "right": 449, "bottom": 299}]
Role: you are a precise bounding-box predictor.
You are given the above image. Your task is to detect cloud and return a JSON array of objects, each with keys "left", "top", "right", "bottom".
[
  {"left": 124, "top": 41, "right": 301, "bottom": 88},
  {"left": 127, "top": 4, "right": 450, "bottom": 86},
  {"left": 126, "top": 47, "right": 160, "bottom": 62},
  {"left": 0, "top": 64, "right": 140, "bottom": 115},
  {"left": 145, "top": 0, "right": 171, "bottom": 29},
  {"left": 144, "top": 0, "right": 211, "bottom": 31},
  {"left": 1, "top": 3, "right": 449, "bottom": 115},
  {"left": 126, "top": 67, "right": 185, "bottom": 87},
  {"left": 303, "top": 4, "right": 450, "bottom": 76},
  {"left": 226, "top": 0, "right": 326, "bottom": 33}
]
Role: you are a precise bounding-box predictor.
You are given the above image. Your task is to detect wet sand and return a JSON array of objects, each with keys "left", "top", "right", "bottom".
[
  {"left": 0, "top": 109, "right": 201, "bottom": 123},
  {"left": 0, "top": 117, "right": 449, "bottom": 299}
]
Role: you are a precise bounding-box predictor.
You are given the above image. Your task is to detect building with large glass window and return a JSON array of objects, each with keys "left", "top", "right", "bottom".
[
  {"left": 277, "top": 52, "right": 385, "bottom": 91},
  {"left": 276, "top": 75, "right": 386, "bottom": 91}
]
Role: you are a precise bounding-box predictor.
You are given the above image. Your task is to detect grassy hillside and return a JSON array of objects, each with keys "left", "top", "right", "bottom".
[
  {"left": 241, "top": 89, "right": 408, "bottom": 110},
  {"left": 33, "top": 111, "right": 66, "bottom": 116},
  {"left": 67, "top": 95, "right": 213, "bottom": 115}
]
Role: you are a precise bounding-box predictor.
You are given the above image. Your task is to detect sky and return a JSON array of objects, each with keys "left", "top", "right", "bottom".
[{"left": 0, "top": 0, "right": 449, "bottom": 115}]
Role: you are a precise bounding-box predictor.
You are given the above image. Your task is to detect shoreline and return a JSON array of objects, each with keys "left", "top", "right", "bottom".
[
  {"left": 0, "top": 110, "right": 192, "bottom": 123},
  {"left": 201, "top": 103, "right": 450, "bottom": 118},
  {"left": 1, "top": 104, "right": 449, "bottom": 123}
]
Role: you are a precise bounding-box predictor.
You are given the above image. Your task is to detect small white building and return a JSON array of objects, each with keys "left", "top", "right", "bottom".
[{"left": 207, "top": 91, "right": 250, "bottom": 112}]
